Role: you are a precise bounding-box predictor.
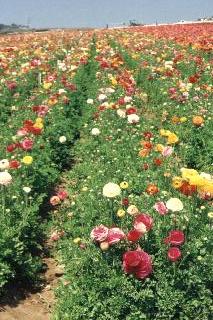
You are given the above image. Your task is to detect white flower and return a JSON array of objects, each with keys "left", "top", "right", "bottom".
[
  {"left": 91, "top": 128, "right": 100, "bottom": 136},
  {"left": 58, "top": 88, "right": 66, "bottom": 94},
  {"left": 127, "top": 114, "right": 140, "bottom": 124},
  {"left": 124, "top": 96, "right": 132, "bottom": 103},
  {"left": 23, "top": 187, "right": 31, "bottom": 194},
  {"left": 200, "top": 172, "right": 212, "bottom": 181},
  {"left": 166, "top": 198, "right": 183, "bottom": 212},
  {"left": 127, "top": 205, "right": 139, "bottom": 216},
  {"left": 59, "top": 136, "right": 67, "bottom": 143},
  {"left": 0, "top": 171, "right": 12, "bottom": 186},
  {"left": 87, "top": 98, "right": 94, "bottom": 104},
  {"left": 103, "top": 182, "right": 121, "bottom": 198},
  {"left": 98, "top": 94, "right": 107, "bottom": 102},
  {"left": 105, "top": 87, "right": 115, "bottom": 94},
  {"left": 117, "top": 109, "right": 126, "bottom": 118},
  {"left": 0, "top": 159, "right": 9, "bottom": 170}
]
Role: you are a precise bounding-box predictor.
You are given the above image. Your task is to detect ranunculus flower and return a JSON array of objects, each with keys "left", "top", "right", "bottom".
[
  {"left": 153, "top": 201, "right": 168, "bottom": 215},
  {"left": 134, "top": 214, "right": 153, "bottom": 232},
  {"left": 91, "top": 128, "right": 100, "bottom": 136},
  {"left": 164, "top": 230, "right": 185, "bottom": 246},
  {"left": 162, "top": 146, "right": 173, "bottom": 157},
  {"left": 9, "top": 160, "right": 20, "bottom": 169},
  {"left": 6, "top": 144, "right": 17, "bottom": 153},
  {"left": 59, "top": 136, "right": 67, "bottom": 143},
  {"left": 106, "top": 227, "right": 125, "bottom": 245},
  {"left": 103, "top": 182, "right": 121, "bottom": 198},
  {"left": 123, "top": 249, "right": 152, "bottom": 279},
  {"left": 117, "top": 109, "right": 126, "bottom": 118},
  {"left": 57, "top": 190, "right": 68, "bottom": 200},
  {"left": 166, "top": 198, "right": 183, "bottom": 212},
  {"left": 127, "top": 205, "right": 139, "bottom": 216},
  {"left": 21, "top": 138, "right": 34, "bottom": 151},
  {"left": 0, "top": 171, "right": 12, "bottom": 186},
  {"left": 167, "top": 247, "right": 182, "bottom": 262},
  {"left": 0, "top": 159, "right": 10, "bottom": 170},
  {"left": 127, "top": 114, "right": 140, "bottom": 124},
  {"left": 90, "top": 225, "right": 109, "bottom": 242},
  {"left": 127, "top": 229, "right": 142, "bottom": 242},
  {"left": 50, "top": 196, "right": 61, "bottom": 206}
]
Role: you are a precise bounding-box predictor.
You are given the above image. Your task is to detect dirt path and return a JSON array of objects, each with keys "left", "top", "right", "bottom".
[{"left": 0, "top": 256, "right": 63, "bottom": 320}]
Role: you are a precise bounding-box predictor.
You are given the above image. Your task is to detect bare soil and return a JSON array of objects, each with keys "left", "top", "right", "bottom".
[{"left": 0, "top": 257, "right": 62, "bottom": 320}]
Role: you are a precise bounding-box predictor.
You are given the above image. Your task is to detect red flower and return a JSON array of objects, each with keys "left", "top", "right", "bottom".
[
  {"left": 122, "top": 198, "right": 129, "bottom": 206},
  {"left": 179, "top": 182, "right": 197, "bottom": 196},
  {"left": 164, "top": 230, "right": 185, "bottom": 246},
  {"left": 106, "top": 227, "right": 125, "bottom": 245},
  {"left": 9, "top": 160, "right": 20, "bottom": 169},
  {"left": 153, "top": 158, "right": 162, "bottom": 166},
  {"left": 127, "top": 229, "right": 142, "bottom": 242},
  {"left": 123, "top": 249, "right": 152, "bottom": 279},
  {"left": 134, "top": 214, "right": 153, "bottom": 232},
  {"left": 167, "top": 247, "right": 182, "bottom": 262},
  {"left": 57, "top": 190, "right": 68, "bottom": 200},
  {"left": 126, "top": 107, "right": 137, "bottom": 115},
  {"left": 143, "top": 131, "right": 153, "bottom": 140},
  {"left": 6, "top": 144, "right": 17, "bottom": 152}
]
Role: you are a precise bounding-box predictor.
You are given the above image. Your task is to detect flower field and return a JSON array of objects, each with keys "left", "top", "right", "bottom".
[{"left": 0, "top": 23, "right": 213, "bottom": 319}]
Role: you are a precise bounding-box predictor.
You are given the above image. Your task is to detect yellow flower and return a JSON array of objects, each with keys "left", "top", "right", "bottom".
[
  {"left": 180, "top": 116, "right": 187, "bottom": 123},
  {"left": 117, "top": 209, "right": 126, "bottom": 218},
  {"left": 187, "top": 176, "right": 206, "bottom": 187},
  {"left": 160, "top": 129, "right": 171, "bottom": 137},
  {"left": 43, "top": 82, "right": 52, "bottom": 90},
  {"left": 172, "top": 176, "right": 183, "bottom": 189},
  {"left": 197, "top": 182, "right": 213, "bottom": 195},
  {"left": 22, "top": 156, "right": 33, "bottom": 165},
  {"left": 120, "top": 181, "right": 129, "bottom": 189},
  {"left": 111, "top": 77, "right": 117, "bottom": 86},
  {"left": 33, "top": 122, "right": 43, "bottom": 129},
  {"left": 155, "top": 144, "right": 164, "bottom": 152},
  {"left": 73, "top": 237, "right": 81, "bottom": 244},
  {"left": 35, "top": 117, "right": 43, "bottom": 124},
  {"left": 167, "top": 133, "right": 179, "bottom": 144},
  {"left": 207, "top": 212, "right": 213, "bottom": 219},
  {"left": 181, "top": 168, "right": 199, "bottom": 180}
]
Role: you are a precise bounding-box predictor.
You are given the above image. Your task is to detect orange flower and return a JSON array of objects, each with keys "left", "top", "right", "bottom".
[
  {"left": 192, "top": 115, "right": 204, "bottom": 126},
  {"left": 138, "top": 149, "right": 150, "bottom": 157},
  {"left": 171, "top": 116, "right": 181, "bottom": 124},
  {"left": 146, "top": 184, "right": 159, "bottom": 195}
]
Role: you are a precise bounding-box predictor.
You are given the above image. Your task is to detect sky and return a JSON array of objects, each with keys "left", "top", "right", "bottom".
[{"left": 0, "top": 0, "right": 212, "bottom": 28}]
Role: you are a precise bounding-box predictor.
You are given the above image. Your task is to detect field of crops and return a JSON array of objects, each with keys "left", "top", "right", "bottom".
[{"left": 0, "top": 23, "right": 212, "bottom": 319}]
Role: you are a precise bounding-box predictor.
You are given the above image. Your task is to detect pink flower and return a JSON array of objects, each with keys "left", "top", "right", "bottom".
[
  {"left": 123, "top": 249, "right": 152, "bottom": 279},
  {"left": 153, "top": 201, "right": 168, "bottom": 215},
  {"left": 17, "top": 128, "right": 29, "bottom": 137},
  {"left": 106, "top": 227, "right": 125, "bottom": 245},
  {"left": 134, "top": 214, "right": 153, "bottom": 233},
  {"left": 90, "top": 225, "right": 109, "bottom": 242},
  {"left": 21, "top": 138, "right": 34, "bottom": 151},
  {"left": 164, "top": 230, "right": 185, "bottom": 246},
  {"left": 50, "top": 196, "right": 61, "bottom": 206},
  {"left": 162, "top": 146, "right": 173, "bottom": 157},
  {"left": 57, "top": 190, "right": 68, "bottom": 200},
  {"left": 167, "top": 247, "right": 182, "bottom": 262}
]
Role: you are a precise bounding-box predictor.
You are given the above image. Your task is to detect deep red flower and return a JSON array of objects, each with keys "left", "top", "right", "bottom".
[
  {"left": 143, "top": 131, "right": 153, "bottom": 140},
  {"left": 122, "top": 198, "right": 129, "bottom": 206},
  {"left": 127, "top": 229, "right": 142, "bottom": 242},
  {"left": 123, "top": 249, "right": 152, "bottom": 279},
  {"left": 164, "top": 230, "right": 185, "bottom": 246},
  {"left": 6, "top": 144, "right": 17, "bottom": 153},
  {"left": 167, "top": 247, "right": 182, "bottom": 262}
]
